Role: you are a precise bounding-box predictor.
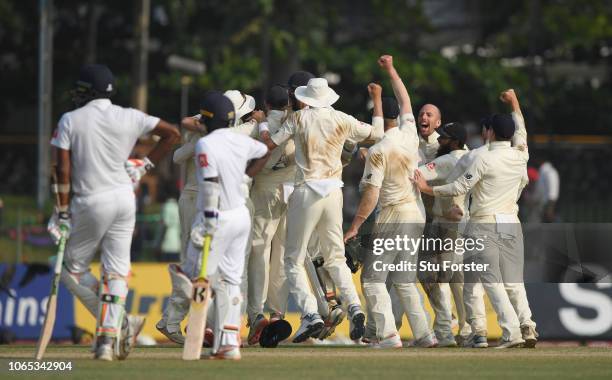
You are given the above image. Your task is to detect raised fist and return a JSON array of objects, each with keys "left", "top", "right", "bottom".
[
  {"left": 499, "top": 89, "right": 517, "bottom": 104},
  {"left": 378, "top": 55, "right": 394, "bottom": 71},
  {"left": 251, "top": 109, "right": 266, "bottom": 123},
  {"left": 367, "top": 83, "right": 382, "bottom": 98}
]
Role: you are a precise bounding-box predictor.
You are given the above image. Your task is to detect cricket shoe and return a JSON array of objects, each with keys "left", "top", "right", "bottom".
[
  {"left": 269, "top": 312, "right": 283, "bottom": 323},
  {"left": 318, "top": 304, "right": 346, "bottom": 340},
  {"left": 494, "top": 337, "right": 525, "bottom": 349},
  {"left": 203, "top": 328, "right": 214, "bottom": 348},
  {"left": 436, "top": 335, "right": 458, "bottom": 348},
  {"left": 248, "top": 314, "right": 270, "bottom": 345},
  {"left": 371, "top": 334, "right": 402, "bottom": 349},
  {"left": 361, "top": 335, "right": 377, "bottom": 345},
  {"left": 94, "top": 336, "right": 114, "bottom": 361},
  {"left": 455, "top": 334, "right": 468, "bottom": 347},
  {"left": 465, "top": 334, "right": 489, "bottom": 348},
  {"left": 292, "top": 313, "right": 324, "bottom": 343},
  {"left": 521, "top": 325, "right": 538, "bottom": 348},
  {"left": 117, "top": 315, "right": 146, "bottom": 360},
  {"left": 207, "top": 346, "right": 241, "bottom": 360},
  {"left": 347, "top": 305, "right": 365, "bottom": 341},
  {"left": 156, "top": 319, "right": 185, "bottom": 345},
  {"left": 408, "top": 333, "right": 438, "bottom": 348}
]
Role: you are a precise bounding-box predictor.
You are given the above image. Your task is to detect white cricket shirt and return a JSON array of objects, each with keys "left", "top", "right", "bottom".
[
  {"left": 360, "top": 113, "right": 421, "bottom": 208},
  {"left": 195, "top": 128, "right": 267, "bottom": 211},
  {"left": 271, "top": 107, "right": 374, "bottom": 193},
  {"left": 50, "top": 98, "right": 160, "bottom": 196}
]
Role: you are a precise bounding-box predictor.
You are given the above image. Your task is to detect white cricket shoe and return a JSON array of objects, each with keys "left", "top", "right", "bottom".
[
  {"left": 371, "top": 334, "right": 402, "bottom": 349},
  {"left": 94, "top": 336, "right": 114, "bottom": 361},
  {"left": 521, "top": 325, "right": 538, "bottom": 348},
  {"left": 409, "top": 333, "right": 438, "bottom": 348},
  {"left": 494, "top": 337, "right": 525, "bottom": 349},
  {"left": 155, "top": 319, "right": 185, "bottom": 345},
  {"left": 437, "top": 335, "right": 458, "bottom": 348},
  {"left": 117, "top": 315, "right": 146, "bottom": 360},
  {"left": 207, "top": 346, "right": 241, "bottom": 360},
  {"left": 464, "top": 334, "right": 489, "bottom": 348},
  {"left": 292, "top": 313, "right": 324, "bottom": 343}
]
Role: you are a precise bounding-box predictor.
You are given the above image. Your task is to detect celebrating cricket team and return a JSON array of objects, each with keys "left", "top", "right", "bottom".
[{"left": 46, "top": 53, "right": 538, "bottom": 361}]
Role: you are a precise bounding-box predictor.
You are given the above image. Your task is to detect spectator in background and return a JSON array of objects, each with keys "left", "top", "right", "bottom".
[
  {"left": 159, "top": 184, "right": 181, "bottom": 261},
  {"left": 0, "top": 197, "right": 4, "bottom": 227},
  {"left": 534, "top": 157, "right": 560, "bottom": 222},
  {"left": 519, "top": 167, "right": 542, "bottom": 223}
]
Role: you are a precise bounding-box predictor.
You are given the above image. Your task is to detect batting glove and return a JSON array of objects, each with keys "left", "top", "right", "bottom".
[
  {"left": 190, "top": 210, "right": 218, "bottom": 248},
  {"left": 47, "top": 206, "right": 71, "bottom": 245},
  {"left": 125, "top": 157, "right": 155, "bottom": 186}
]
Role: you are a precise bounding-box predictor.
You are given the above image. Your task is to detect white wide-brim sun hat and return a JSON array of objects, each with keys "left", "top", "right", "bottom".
[
  {"left": 224, "top": 90, "right": 256, "bottom": 124},
  {"left": 294, "top": 78, "right": 339, "bottom": 108}
]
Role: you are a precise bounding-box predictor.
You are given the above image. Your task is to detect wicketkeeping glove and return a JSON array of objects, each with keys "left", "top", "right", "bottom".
[
  {"left": 47, "top": 207, "right": 71, "bottom": 245},
  {"left": 125, "top": 157, "right": 155, "bottom": 186}
]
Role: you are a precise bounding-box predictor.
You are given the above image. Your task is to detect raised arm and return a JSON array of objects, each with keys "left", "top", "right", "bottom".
[
  {"left": 378, "top": 55, "right": 413, "bottom": 115},
  {"left": 173, "top": 132, "right": 198, "bottom": 164},
  {"left": 369, "top": 83, "right": 383, "bottom": 118},
  {"left": 500, "top": 89, "right": 527, "bottom": 152},
  {"left": 147, "top": 120, "right": 181, "bottom": 164},
  {"left": 180, "top": 115, "right": 206, "bottom": 133}
]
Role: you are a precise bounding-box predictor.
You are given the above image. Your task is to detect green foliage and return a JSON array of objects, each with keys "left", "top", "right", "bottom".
[{"left": 0, "top": 0, "right": 609, "bottom": 132}]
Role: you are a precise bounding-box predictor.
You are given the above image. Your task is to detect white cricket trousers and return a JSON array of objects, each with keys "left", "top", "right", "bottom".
[
  {"left": 64, "top": 186, "right": 135, "bottom": 277},
  {"left": 285, "top": 186, "right": 360, "bottom": 316},
  {"left": 463, "top": 221, "right": 523, "bottom": 341},
  {"left": 361, "top": 202, "right": 432, "bottom": 340},
  {"left": 62, "top": 186, "right": 135, "bottom": 337},
  {"left": 182, "top": 205, "right": 251, "bottom": 285},
  {"left": 178, "top": 189, "right": 198, "bottom": 264},
  {"left": 247, "top": 182, "right": 288, "bottom": 321}
]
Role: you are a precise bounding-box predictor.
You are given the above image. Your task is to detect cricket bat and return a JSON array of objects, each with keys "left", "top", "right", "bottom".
[
  {"left": 182, "top": 235, "right": 212, "bottom": 360},
  {"left": 35, "top": 228, "right": 67, "bottom": 360}
]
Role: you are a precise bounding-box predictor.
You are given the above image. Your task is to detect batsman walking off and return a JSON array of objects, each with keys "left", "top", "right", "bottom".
[{"left": 50, "top": 64, "right": 179, "bottom": 361}]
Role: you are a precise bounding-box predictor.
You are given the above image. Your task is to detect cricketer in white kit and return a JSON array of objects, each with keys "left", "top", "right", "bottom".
[
  {"left": 263, "top": 77, "right": 384, "bottom": 343},
  {"left": 184, "top": 92, "right": 269, "bottom": 360},
  {"left": 49, "top": 64, "right": 179, "bottom": 361}
]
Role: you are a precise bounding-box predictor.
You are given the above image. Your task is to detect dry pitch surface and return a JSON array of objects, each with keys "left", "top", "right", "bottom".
[{"left": 2, "top": 345, "right": 612, "bottom": 380}]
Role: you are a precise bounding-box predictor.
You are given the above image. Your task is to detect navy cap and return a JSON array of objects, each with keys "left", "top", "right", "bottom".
[
  {"left": 288, "top": 71, "right": 315, "bottom": 89},
  {"left": 480, "top": 116, "right": 493, "bottom": 130},
  {"left": 200, "top": 92, "right": 235, "bottom": 131},
  {"left": 77, "top": 64, "right": 114, "bottom": 94},
  {"left": 266, "top": 85, "right": 289, "bottom": 109},
  {"left": 438, "top": 122, "right": 467, "bottom": 146},
  {"left": 490, "top": 114, "right": 515, "bottom": 139},
  {"left": 381, "top": 96, "right": 399, "bottom": 119}
]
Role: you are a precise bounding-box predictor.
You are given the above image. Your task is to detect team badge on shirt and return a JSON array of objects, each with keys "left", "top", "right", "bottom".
[
  {"left": 198, "top": 153, "right": 208, "bottom": 167},
  {"left": 465, "top": 173, "right": 473, "bottom": 179}
]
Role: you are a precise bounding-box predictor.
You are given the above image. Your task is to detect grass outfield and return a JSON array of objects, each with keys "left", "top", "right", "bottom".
[{"left": 1, "top": 345, "right": 612, "bottom": 379}]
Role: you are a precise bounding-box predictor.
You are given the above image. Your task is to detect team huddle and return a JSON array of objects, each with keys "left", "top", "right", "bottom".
[{"left": 46, "top": 54, "right": 538, "bottom": 361}]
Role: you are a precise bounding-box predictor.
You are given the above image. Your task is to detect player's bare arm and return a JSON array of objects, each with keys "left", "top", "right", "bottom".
[
  {"left": 181, "top": 115, "right": 206, "bottom": 133},
  {"left": 500, "top": 89, "right": 521, "bottom": 115},
  {"left": 147, "top": 120, "right": 181, "bottom": 164},
  {"left": 369, "top": 83, "right": 383, "bottom": 117},
  {"left": 55, "top": 148, "right": 71, "bottom": 209},
  {"left": 246, "top": 151, "right": 272, "bottom": 178},
  {"left": 343, "top": 184, "right": 380, "bottom": 243},
  {"left": 379, "top": 54, "right": 413, "bottom": 115}
]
